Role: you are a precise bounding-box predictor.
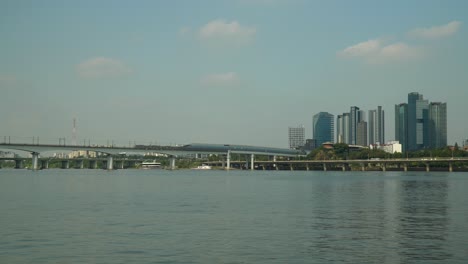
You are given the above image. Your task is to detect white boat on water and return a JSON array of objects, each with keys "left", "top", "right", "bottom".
[
  {"left": 140, "top": 160, "right": 161, "bottom": 169},
  {"left": 193, "top": 164, "right": 212, "bottom": 170}
]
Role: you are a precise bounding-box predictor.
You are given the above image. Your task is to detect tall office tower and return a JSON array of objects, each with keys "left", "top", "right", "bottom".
[
  {"left": 288, "top": 125, "right": 305, "bottom": 149},
  {"left": 428, "top": 102, "right": 447, "bottom": 148},
  {"left": 342, "top": 113, "right": 350, "bottom": 144},
  {"left": 336, "top": 115, "right": 343, "bottom": 143},
  {"left": 313, "top": 112, "right": 335, "bottom": 146},
  {"left": 356, "top": 121, "right": 368, "bottom": 146},
  {"left": 408, "top": 92, "right": 429, "bottom": 150},
  {"left": 337, "top": 113, "right": 351, "bottom": 144},
  {"left": 368, "top": 106, "right": 385, "bottom": 145},
  {"left": 395, "top": 103, "right": 408, "bottom": 152},
  {"left": 350, "top": 106, "right": 361, "bottom": 145}
]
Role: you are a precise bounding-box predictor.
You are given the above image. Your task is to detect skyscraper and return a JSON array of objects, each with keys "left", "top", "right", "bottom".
[
  {"left": 428, "top": 102, "right": 447, "bottom": 149},
  {"left": 396, "top": 93, "right": 446, "bottom": 152},
  {"left": 408, "top": 92, "right": 429, "bottom": 150},
  {"left": 350, "top": 106, "right": 361, "bottom": 145},
  {"left": 368, "top": 106, "right": 385, "bottom": 145},
  {"left": 336, "top": 114, "right": 343, "bottom": 143},
  {"left": 313, "top": 112, "right": 334, "bottom": 146},
  {"left": 395, "top": 103, "right": 408, "bottom": 152},
  {"left": 288, "top": 125, "right": 305, "bottom": 149},
  {"left": 337, "top": 113, "right": 350, "bottom": 144},
  {"left": 356, "top": 121, "right": 368, "bottom": 146}
]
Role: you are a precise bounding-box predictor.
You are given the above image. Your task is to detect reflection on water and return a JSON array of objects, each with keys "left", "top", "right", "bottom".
[
  {"left": 0, "top": 170, "right": 468, "bottom": 263},
  {"left": 398, "top": 177, "right": 451, "bottom": 262}
]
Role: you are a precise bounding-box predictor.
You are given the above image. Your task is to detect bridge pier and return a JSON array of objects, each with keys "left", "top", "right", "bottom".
[
  {"left": 89, "top": 160, "right": 97, "bottom": 169},
  {"left": 119, "top": 160, "right": 125, "bottom": 169},
  {"left": 15, "top": 160, "right": 24, "bottom": 169},
  {"left": 250, "top": 154, "right": 255, "bottom": 171},
  {"left": 323, "top": 163, "right": 327, "bottom": 171},
  {"left": 290, "top": 163, "right": 294, "bottom": 171},
  {"left": 61, "top": 160, "right": 69, "bottom": 169},
  {"left": 106, "top": 156, "right": 114, "bottom": 170},
  {"left": 403, "top": 163, "right": 408, "bottom": 172},
  {"left": 425, "top": 163, "right": 430, "bottom": 172},
  {"left": 226, "top": 151, "right": 231, "bottom": 170},
  {"left": 169, "top": 157, "right": 176, "bottom": 170},
  {"left": 77, "top": 160, "right": 84, "bottom": 169},
  {"left": 306, "top": 164, "right": 310, "bottom": 171},
  {"left": 31, "top": 152, "right": 39, "bottom": 170},
  {"left": 40, "top": 160, "right": 49, "bottom": 169},
  {"left": 449, "top": 162, "right": 453, "bottom": 172}
]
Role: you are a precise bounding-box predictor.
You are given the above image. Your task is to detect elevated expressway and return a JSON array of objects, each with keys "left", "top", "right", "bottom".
[{"left": 0, "top": 142, "right": 305, "bottom": 170}]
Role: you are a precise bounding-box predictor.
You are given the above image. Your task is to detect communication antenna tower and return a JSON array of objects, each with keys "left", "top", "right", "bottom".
[{"left": 72, "top": 118, "right": 77, "bottom": 146}]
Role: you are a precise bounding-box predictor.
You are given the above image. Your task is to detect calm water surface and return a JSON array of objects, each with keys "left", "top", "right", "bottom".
[{"left": 1, "top": 169, "right": 468, "bottom": 263}]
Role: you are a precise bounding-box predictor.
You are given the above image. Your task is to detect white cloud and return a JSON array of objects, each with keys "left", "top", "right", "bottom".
[
  {"left": 201, "top": 72, "right": 239, "bottom": 86},
  {"left": 409, "top": 21, "right": 462, "bottom": 39},
  {"left": 338, "top": 39, "right": 423, "bottom": 64},
  {"left": 338, "top": 39, "right": 382, "bottom": 58},
  {"left": 198, "top": 19, "right": 256, "bottom": 44},
  {"left": 76, "top": 57, "right": 132, "bottom": 79}
]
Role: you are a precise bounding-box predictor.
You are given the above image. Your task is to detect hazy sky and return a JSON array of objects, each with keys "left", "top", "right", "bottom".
[{"left": 1, "top": 0, "right": 467, "bottom": 148}]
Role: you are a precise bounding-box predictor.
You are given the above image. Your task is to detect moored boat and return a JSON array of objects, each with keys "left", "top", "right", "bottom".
[{"left": 140, "top": 160, "right": 161, "bottom": 169}]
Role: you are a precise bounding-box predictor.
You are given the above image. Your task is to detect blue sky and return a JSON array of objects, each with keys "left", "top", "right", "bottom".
[{"left": 1, "top": 0, "right": 467, "bottom": 147}]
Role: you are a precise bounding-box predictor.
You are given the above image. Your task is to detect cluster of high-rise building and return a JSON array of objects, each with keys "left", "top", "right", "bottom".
[
  {"left": 288, "top": 92, "right": 447, "bottom": 152},
  {"left": 395, "top": 92, "right": 447, "bottom": 152}
]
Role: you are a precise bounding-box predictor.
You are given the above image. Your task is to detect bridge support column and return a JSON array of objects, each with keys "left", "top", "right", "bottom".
[
  {"left": 403, "top": 163, "right": 408, "bottom": 172},
  {"left": 107, "top": 156, "right": 113, "bottom": 170},
  {"left": 449, "top": 162, "right": 453, "bottom": 172},
  {"left": 61, "top": 160, "right": 69, "bottom": 169},
  {"left": 170, "top": 157, "right": 176, "bottom": 170},
  {"left": 15, "top": 160, "right": 24, "bottom": 169},
  {"left": 120, "top": 160, "right": 125, "bottom": 169},
  {"left": 382, "top": 163, "right": 386, "bottom": 172},
  {"left": 290, "top": 163, "right": 294, "bottom": 171},
  {"left": 226, "top": 151, "right": 231, "bottom": 170},
  {"left": 31, "top": 152, "right": 39, "bottom": 170},
  {"left": 41, "top": 160, "right": 49, "bottom": 169},
  {"left": 78, "top": 160, "right": 84, "bottom": 169},
  {"left": 323, "top": 163, "right": 327, "bottom": 171},
  {"left": 306, "top": 164, "right": 310, "bottom": 171},
  {"left": 89, "top": 160, "right": 97, "bottom": 169},
  {"left": 425, "top": 163, "right": 430, "bottom": 172},
  {"left": 250, "top": 154, "right": 255, "bottom": 171}
]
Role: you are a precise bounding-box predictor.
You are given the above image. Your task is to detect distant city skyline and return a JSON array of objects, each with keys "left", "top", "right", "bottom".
[{"left": 1, "top": 1, "right": 467, "bottom": 148}]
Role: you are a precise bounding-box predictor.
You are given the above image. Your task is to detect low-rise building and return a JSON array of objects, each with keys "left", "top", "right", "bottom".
[{"left": 370, "top": 141, "right": 402, "bottom": 154}]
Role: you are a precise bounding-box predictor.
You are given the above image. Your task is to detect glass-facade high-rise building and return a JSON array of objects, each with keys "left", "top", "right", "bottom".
[
  {"left": 396, "top": 93, "right": 447, "bottom": 152},
  {"left": 313, "top": 112, "right": 334, "bottom": 146},
  {"left": 407, "top": 92, "right": 429, "bottom": 151},
  {"left": 350, "top": 106, "right": 361, "bottom": 145},
  {"left": 337, "top": 113, "right": 350, "bottom": 144},
  {"left": 368, "top": 106, "right": 385, "bottom": 145},
  {"left": 395, "top": 103, "right": 408, "bottom": 152},
  {"left": 288, "top": 125, "right": 305, "bottom": 149},
  {"left": 356, "top": 121, "right": 368, "bottom": 146},
  {"left": 428, "top": 102, "right": 447, "bottom": 149}
]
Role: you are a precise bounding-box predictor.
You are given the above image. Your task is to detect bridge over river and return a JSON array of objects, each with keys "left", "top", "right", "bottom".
[
  {"left": 0, "top": 142, "right": 304, "bottom": 170},
  {"left": 207, "top": 157, "right": 468, "bottom": 172}
]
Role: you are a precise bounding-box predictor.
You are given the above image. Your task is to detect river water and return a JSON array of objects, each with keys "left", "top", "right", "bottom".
[{"left": 1, "top": 169, "right": 467, "bottom": 263}]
